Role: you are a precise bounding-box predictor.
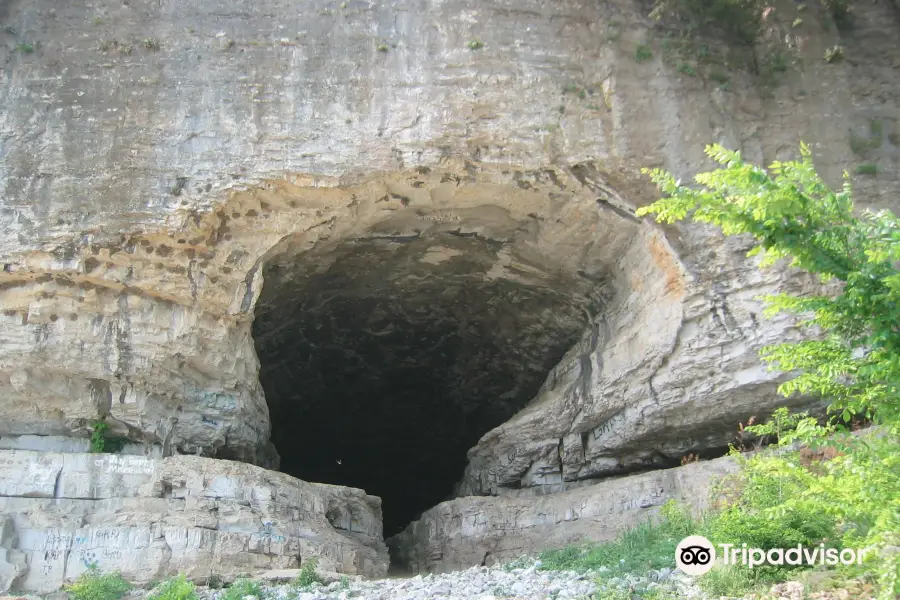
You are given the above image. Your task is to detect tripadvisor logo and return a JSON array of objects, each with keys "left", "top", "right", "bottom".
[
  {"left": 675, "top": 536, "right": 870, "bottom": 576},
  {"left": 676, "top": 536, "right": 716, "bottom": 576}
]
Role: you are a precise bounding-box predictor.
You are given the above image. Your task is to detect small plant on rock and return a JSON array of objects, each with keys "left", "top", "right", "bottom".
[
  {"left": 467, "top": 39, "right": 484, "bottom": 50},
  {"left": 855, "top": 163, "right": 878, "bottom": 175},
  {"left": 221, "top": 577, "right": 263, "bottom": 600},
  {"left": 824, "top": 44, "right": 844, "bottom": 63},
  {"left": 292, "top": 557, "right": 323, "bottom": 590},
  {"left": 148, "top": 574, "right": 198, "bottom": 600},
  {"left": 65, "top": 566, "right": 132, "bottom": 600},
  {"left": 634, "top": 43, "right": 653, "bottom": 63},
  {"left": 677, "top": 62, "right": 696, "bottom": 76},
  {"left": 90, "top": 420, "right": 109, "bottom": 453}
]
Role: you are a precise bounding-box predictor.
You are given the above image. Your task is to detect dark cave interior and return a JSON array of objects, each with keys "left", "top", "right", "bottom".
[{"left": 252, "top": 234, "right": 595, "bottom": 535}]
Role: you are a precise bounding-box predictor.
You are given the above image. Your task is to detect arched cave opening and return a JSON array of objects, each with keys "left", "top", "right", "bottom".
[{"left": 252, "top": 233, "right": 598, "bottom": 536}]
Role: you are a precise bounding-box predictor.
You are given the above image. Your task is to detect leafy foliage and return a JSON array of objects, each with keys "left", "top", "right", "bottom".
[
  {"left": 90, "top": 420, "right": 109, "bottom": 453},
  {"left": 703, "top": 426, "right": 900, "bottom": 597},
  {"left": 638, "top": 143, "right": 900, "bottom": 429},
  {"left": 90, "top": 419, "right": 128, "bottom": 453},
  {"left": 221, "top": 578, "right": 263, "bottom": 600},
  {"left": 637, "top": 143, "right": 899, "bottom": 598},
  {"left": 743, "top": 406, "right": 831, "bottom": 446},
  {"left": 65, "top": 567, "right": 131, "bottom": 600},
  {"left": 148, "top": 574, "right": 198, "bottom": 600},
  {"left": 292, "top": 558, "right": 324, "bottom": 589}
]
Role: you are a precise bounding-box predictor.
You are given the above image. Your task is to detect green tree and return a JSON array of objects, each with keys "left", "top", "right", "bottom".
[
  {"left": 637, "top": 143, "right": 899, "bottom": 431},
  {"left": 637, "top": 143, "right": 899, "bottom": 598}
]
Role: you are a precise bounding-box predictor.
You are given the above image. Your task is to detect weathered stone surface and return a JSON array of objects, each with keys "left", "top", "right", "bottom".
[
  {"left": 0, "top": 435, "right": 162, "bottom": 458},
  {"left": 0, "top": 450, "right": 388, "bottom": 593},
  {"left": 0, "top": 0, "right": 898, "bottom": 550},
  {"left": 390, "top": 454, "right": 741, "bottom": 573}
]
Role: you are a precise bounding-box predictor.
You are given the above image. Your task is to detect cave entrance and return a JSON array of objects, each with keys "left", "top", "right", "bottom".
[{"left": 252, "top": 232, "right": 597, "bottom": 536}]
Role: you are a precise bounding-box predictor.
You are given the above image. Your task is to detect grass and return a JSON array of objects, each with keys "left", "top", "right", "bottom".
[
  {"left": 539, "top": 501, "right": 695, "bottom": 577},
  {"left": 697, "top": 564, "right": 773, "bottom": 597},
  {"left": 143, "top": 38, "right": 161, "bottom": 51},
  {"left": 15, "top": 42, "right": 34, "bottom": 53},
  {"left": 855, "top": 163, "right": 877, "bottom": 175},
  {"left": 538, "top": 498, "right": 814, "bottom": 598},
  {"left": 538, "top": 427, "right": 898, "bottom": 598}
]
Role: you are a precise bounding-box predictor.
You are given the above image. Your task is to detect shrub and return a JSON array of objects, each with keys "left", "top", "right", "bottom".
[
  {"left": 292, "top": 558, "right": 323, "bottom": 589},
  {"left": 65, "top": 567, "right": 131, "bottom": 600},
  {"left": 90, "top": 419, "right": 128, "bottom": 453},
  {"left": 148, "top": 574, "right": 198, "bottom": 600},
  {"left": 638, "top": 144, "right": 899, "bottom": 598},
  {"left": 221, "top": 578, "right": 263, "bottom": 600}
]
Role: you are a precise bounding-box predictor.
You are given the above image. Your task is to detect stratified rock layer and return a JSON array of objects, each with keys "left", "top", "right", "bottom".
[
  {"left": 0, "top": 450, "right": 388, "bottom": 593},
  {"left": 390, "top": 454, "right": 740, "bottom": 573},
  {"left": 0, "top": 0, "right": 899, "bottom": 584}
]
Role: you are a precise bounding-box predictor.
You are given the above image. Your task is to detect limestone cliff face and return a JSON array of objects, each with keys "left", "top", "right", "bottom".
[{"left": 0, "top": 0, "right": 898, "bottom": 582}]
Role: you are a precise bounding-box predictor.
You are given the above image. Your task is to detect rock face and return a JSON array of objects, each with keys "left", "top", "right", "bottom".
[
  {"left": 0, "top": 450, "right": 389, "bottom": 593},
  {"left": 390, "top": 453, "right": 741, "bottom": 573},
  {"left": 0, "top": 0, "right": 899, "bottom": 586}
]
